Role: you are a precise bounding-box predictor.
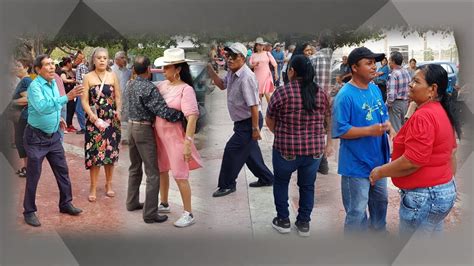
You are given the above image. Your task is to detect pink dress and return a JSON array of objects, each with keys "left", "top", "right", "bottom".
[
  {"left": 249, "top": 51, "right": 277, "bottom": 94},
  {"left": 154, "top": 80, "right": 203, "bottom": 179}
]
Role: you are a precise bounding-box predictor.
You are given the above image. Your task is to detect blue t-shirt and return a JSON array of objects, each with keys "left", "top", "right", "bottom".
[
  {"left": 271, "top": 50, "right": 285, "bottom": 72},
  {"left": 377, "top": 65, "right": 389, "bottom": 82},
  {"left": 12, "top": 77, "right": 33, "bottom": 120},
  {"left": 332, "top": 82, "right": 390, "bottom": 178}
]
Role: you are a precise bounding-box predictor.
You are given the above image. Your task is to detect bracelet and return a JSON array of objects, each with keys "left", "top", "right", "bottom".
[
  {"left": 252, "top": 127, "right": 259, "bottom": 131},
  {"left": 185, "top": 136, "right": 194, "bottom": 142}
]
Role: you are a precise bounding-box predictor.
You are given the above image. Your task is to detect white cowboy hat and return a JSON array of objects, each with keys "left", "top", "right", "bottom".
[
  {"left": 255, "top": 37, "right": 267, "bottom": 45},
  {"left": 154, "top": 48, "right": 195, "bottom": 67}
]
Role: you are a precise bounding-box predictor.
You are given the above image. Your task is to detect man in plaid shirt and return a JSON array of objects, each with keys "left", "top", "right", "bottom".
[
  {"left": 74, "top": 51, "right": 88, "bottom": 134},
  {"left": 386, "top": 51, "right": 411, "bottom": 132},
  {"left": 311, "top": 33, "right": 333, "bottom": 175}
]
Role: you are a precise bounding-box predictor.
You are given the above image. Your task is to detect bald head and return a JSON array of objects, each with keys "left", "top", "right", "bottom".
[{"left": 133, "top": 55, "right": 150, "bottom": 75}]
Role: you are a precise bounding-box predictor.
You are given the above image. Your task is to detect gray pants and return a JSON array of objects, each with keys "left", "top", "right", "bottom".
[
  {"left": 126, "top": 122, "right": 160, "bottom": 220},
  {"left": 389, "top": 100, "right": 408, "bottom": 132}
]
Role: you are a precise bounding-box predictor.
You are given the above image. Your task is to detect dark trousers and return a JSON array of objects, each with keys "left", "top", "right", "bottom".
[
  {"left": 23, "top": 125, "right": 73, "bottom": 214},
  {"left": 217, "top": 113, "right": 274, "bottom": 189},
  {"left": 127, "top": 122, "right": 160, "bottom": 220},
  {"left": 14, "top": 117, "right": 28, "bottom": 158},
  {"left": 66, "top": 99, "right": 76, "bottom": 127}
]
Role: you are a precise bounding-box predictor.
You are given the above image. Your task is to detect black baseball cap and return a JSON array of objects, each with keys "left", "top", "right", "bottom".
[{"left": 347, "top": 47, "right": 385, "bottom": 66}]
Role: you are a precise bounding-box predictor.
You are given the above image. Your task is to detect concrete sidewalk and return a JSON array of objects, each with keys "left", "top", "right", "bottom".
[{"left": 12, "top": 69, "right": 466, "bottom": 238}]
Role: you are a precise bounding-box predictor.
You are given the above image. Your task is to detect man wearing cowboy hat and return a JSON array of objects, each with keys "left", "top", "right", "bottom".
[{"left": 208, "top": 42, "right": 274, "bottom": 197}]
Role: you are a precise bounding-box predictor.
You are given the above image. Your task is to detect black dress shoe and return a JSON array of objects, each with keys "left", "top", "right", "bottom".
[
  {"left": 317, "top": 156, "right": 329, "bottom": 175},
  {"left": 212, "top": 187, "right": 236, "bottom": 197},
  {"left": 127, "top": 203, "right": 144, "bottom": 211},
  {"left": 249, "top": 180, "right": 273, "bottom": 188},
  {"left": 144, "top": 214, "right": 168, "bottom": 224},
  {"left": 59, "top": 203, "right": 83, "bottom": 216},
  {"left": 24, "top": 213, "right": 41, "bottom": 227}
]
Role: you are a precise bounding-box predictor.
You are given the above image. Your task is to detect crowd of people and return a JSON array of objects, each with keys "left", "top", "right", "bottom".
[
  {"left": 207, "top": 36, "right": 461, "bottom": 237},
  {"left": 5, "top": 36, "right": 461, "bottom": 237}
]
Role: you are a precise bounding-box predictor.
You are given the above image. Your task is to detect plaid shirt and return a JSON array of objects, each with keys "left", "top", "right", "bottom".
[
  {"left": 267, "top": 80, "right": 330, "bottom": 156},
  {"left": 387, "top": 66, "right": 411, "bottom": 104},
  {"left": 75, "top": 63, "right": 89, "bottom": 84},
  {"left": 311, "top": 48, "right": 333, "bottom": 92}
]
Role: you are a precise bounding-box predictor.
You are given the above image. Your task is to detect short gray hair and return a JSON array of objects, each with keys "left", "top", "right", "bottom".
[{"left": 115, "top": 51, "right": 126, "bottom": 60}]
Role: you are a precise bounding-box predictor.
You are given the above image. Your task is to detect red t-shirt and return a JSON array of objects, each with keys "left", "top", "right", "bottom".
[{"left": 391, "top": 101, "right": 456, "bottom": 189}]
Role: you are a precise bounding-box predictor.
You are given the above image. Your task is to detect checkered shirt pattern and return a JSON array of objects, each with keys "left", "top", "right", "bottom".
[
  {"left": 311, "top": 48, "right": 333, "bottom": 92},
  {"left": 267, "top": 80, "right": 330, "bottom": 156},
  {"left": 386, "top": 67, "right": 411, "bottom": 103}
]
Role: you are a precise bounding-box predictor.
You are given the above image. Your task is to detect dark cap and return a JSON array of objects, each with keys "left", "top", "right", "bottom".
[{"left": 347, "top": 47, "right": 385, "bottom": 66}]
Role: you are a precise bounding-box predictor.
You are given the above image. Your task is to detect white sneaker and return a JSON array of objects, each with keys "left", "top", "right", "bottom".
[
  {"left": 173, "top": 211, "right": 195, "bottom": 228},
  {"left": 158, "top": 203, "right": 170, "bottom": 213}
]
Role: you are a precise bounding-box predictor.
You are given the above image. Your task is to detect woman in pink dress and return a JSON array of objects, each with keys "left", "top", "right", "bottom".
[
  {"left": 153, "top": 48, "right": 203, "bottom": 227},
  {"left": 249, "top": 37, "right": 278, "bottom": 104}
]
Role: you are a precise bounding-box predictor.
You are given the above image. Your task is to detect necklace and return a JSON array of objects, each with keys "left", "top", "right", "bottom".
[{"left": 95, "top": 71, "right": 106, "bottom": 82}]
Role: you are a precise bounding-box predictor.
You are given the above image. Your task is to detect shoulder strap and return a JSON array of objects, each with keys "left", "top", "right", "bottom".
[{"left": 96, "top": 72, "right": 108, "bottom": 101}]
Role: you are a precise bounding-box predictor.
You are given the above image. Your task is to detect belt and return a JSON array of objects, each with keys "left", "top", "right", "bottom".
[
  {"left": 27, "top": 124, "right": 55, "bottom": 138},
  {"left": 128, "top": 120, "right": 152, "bottom": 125}
]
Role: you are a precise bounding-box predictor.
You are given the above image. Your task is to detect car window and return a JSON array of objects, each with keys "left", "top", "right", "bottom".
[
  {"left": 152, "top": 72, "right": 165, "bottom": 82},
  {"left": 189, "top": 64, "right": 204, "bottom": 79},
  {"left": 441, "top": 64, "right": 454, "bottom": 74}
]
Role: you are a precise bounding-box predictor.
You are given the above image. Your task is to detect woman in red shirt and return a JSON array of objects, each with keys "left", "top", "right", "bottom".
[{"left": 369, "top": 64, "right": 461, "bottom": 235}]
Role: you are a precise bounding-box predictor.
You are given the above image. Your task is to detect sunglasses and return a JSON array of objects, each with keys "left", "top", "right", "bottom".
[{"left": 225, "top": 52, "right": 240, "bottom": 60}]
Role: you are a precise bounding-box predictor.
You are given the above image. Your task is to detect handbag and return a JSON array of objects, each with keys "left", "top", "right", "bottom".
[
  {"left": 267, "top": 52, "right": 275, "bottom": 72},
  {"left": 92, "top": 72, "right": 110, "bottom": 131}
]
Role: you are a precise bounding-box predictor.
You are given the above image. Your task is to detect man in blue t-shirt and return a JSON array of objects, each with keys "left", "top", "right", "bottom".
[
  {"left": 332, "top": 47, "right": 394, "bottom": 232},
  {"left": 271, "top": 43, "right": 285, "bottom": 86}
]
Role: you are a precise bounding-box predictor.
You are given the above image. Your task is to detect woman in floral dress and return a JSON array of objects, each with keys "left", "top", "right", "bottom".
[{"left": 81, "top": 47, "right": 122, "bottom": 202}]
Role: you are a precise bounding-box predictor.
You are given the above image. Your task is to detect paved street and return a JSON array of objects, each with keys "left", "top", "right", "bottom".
[{"left": 11, "top": 70, "right": 469, "bottom": 238}]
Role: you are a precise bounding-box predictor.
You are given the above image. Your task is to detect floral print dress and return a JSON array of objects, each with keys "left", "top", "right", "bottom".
[{"left": 85, "top": 84, "right": 121, "bottom": 169}]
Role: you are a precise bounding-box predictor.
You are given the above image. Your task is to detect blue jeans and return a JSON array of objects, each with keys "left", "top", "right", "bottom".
[
  {"left": 399, "top": 179, "right": 456, "bottom": 236},
  {"left": 273, "top": 149, "right": 322, "bottom": 223},
  {"left": 75, "top": 96, "right": 86, "bottom": 130},
  {"left": 341, "top": 176, "right": 388, "bottom": 232}
]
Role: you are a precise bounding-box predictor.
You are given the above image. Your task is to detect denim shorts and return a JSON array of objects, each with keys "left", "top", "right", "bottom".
[{"left": 399, "top": 179, "right": 456, "bottom": 235}]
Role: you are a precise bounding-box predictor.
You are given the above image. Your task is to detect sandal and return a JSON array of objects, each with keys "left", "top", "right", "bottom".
[
  {"left": 105, "top": 184, "right": 115, "bottom": 197},
  {"left": 88, "top": 195, "right": 97, "bottom": 202}
]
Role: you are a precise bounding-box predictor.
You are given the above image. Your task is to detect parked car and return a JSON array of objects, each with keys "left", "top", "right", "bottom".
[{"left": 416, "top": 61, "right": 459, "bottom": 93}]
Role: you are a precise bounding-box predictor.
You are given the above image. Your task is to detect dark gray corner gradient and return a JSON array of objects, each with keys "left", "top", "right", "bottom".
[{"left": 0, "top": 0, "right": 473, "bottom": 265}]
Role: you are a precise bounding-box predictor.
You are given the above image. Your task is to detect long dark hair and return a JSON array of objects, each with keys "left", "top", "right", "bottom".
[
  {"left": 288, "top": 55, "right": 319, "bottom": 111},
  {"left": 418, "top": 64, "right": 462, "bottom": 139},
  {"left": 175, "top": 62, "right": 194, "bottom": 88}
]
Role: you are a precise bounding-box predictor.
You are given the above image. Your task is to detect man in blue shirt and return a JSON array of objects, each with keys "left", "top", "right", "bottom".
[
  {"left": 23, "top": 55, "right": 84, "bottom": 227},
  {"left": 271, "top": 43, "right": 285, "bottom": 86},
  {"left": 332, "top": 47, "right": 394, "bottom": 232}
]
